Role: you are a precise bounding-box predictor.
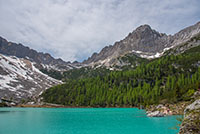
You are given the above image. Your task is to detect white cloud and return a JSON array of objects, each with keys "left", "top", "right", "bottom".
[{"left": 0, "top": 0, "right": 199, "bottom": 61}]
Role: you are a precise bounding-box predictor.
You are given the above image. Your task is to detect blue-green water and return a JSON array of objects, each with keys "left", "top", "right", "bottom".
[{"left": 0, "top": 108, "right": 179, "bottom": 134}]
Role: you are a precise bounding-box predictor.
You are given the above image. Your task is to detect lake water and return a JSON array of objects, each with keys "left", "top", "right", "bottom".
[{"left": 0, "top": 108, "right": 179, "bottom": 134}]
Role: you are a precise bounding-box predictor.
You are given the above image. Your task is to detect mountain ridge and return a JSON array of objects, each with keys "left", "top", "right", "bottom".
[
  {"left": 83, "top": 21, "right": 200, "bottom": 67},
  {"left": 0, "top": 36, "right": 82, "bottom": 71},
  {"left": 1, "top": 21, "right": 200, "bottom": 70}
]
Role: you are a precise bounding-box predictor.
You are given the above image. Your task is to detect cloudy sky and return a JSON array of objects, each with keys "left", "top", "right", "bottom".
[{"left": 0, "top": 0, "right": 199, "bottom": 62}]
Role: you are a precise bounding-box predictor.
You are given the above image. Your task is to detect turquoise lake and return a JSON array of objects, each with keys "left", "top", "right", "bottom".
[{"left": 0, "top": 108, "right": 179, "bottom": 134}]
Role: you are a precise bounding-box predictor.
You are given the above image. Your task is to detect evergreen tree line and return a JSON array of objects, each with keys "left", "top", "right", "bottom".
[{"left": 42, "top": 46, "right": 200, "bottom": 107}]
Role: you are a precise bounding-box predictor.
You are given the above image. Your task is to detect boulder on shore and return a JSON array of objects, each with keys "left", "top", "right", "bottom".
[
  {"left": 184, "top": 99, "right": 200, "bottom": 115},
  {"left": 147, "top": 111, "right": 165, "bottom": 117}
]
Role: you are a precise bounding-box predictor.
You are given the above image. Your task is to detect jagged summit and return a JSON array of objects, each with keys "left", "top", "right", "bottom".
[
  {"left": 83, "top": 24, "right": 168, "bottom": 65},
  {"left": 135, "top": 24, "right": 163, "bottom": 35},
  {"left": 84, "top": 21, "right": 200, "bottom": 67},
  {"left": 135, "top": 24, "right": 152, "bottom": 31},
  {"left": 128, "top": 24, "right": 166, "bottom": 39}
]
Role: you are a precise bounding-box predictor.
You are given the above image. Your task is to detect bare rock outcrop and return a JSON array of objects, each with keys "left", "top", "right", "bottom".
[{"left": 179, "top": 99, "right": 200, "bottom": 134}]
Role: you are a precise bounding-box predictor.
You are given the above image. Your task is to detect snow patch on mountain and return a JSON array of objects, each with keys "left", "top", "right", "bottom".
[
  {"left": 132, "top": 46, "right": 175, "bottom": 59},
  {"left": 0, "top": 54, "right": 61, "bottom": 102}
]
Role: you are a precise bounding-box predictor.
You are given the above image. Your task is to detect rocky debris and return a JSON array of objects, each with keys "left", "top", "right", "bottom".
[{"left": 179, "top": 99, "right": 200, "bottom": 134}]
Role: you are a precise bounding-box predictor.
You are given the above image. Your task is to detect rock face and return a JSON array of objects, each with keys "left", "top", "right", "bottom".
[
  {"left": 179, "top": 99, "right": 200, "bottom": 134},
  {"left": 0, "top": 53, "right": 61, "bottom": 103},
  {"left": 184, "top": 99, "right": 200, "bottom": 115},
  {"left": 0, "top": 36, "right": 82, "bottom": 71},
  {"left": 83, "top": 21, "right": 200, "bottom": 67}
]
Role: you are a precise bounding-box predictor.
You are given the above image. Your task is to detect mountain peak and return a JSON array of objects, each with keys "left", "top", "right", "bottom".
[
  {"left": 84, "top": 21, "right": 200, "bottom": 67},
  {"left": 126, "top": 24, "right": 163, "bottom": 41},
  {"left": 136, "top": 24, "right": 152, "bottom": 31}
]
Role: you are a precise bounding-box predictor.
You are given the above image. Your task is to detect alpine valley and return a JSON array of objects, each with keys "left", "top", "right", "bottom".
[{"left": 1, "top": 22, "right": 200, "bottom": 134}]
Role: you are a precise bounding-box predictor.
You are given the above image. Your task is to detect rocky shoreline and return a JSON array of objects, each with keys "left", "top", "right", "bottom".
[
  {"left": 146, "top": 91, "right": 200, "bottom": 134},
  {"left": 146, "top": 102, "right": 189, "bottom": 117},
  {"left": 178, "top": 100, "right": 200, "bottom": 134},
  {"left": 146, "top": 91, "right": 200, "bottom": 117}
]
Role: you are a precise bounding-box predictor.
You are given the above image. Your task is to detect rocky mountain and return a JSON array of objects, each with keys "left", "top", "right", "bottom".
[
  {"left": 164, "top": 32, "right": 200, "bottom": 56},
  {"left": 83, "top": 21, "right": 200, "bottom": 67},
  {"left": 0, "top": 53, "right": 61, "bottom": 103},
  {"left": 1, "top": 21, "right": 200, "bottom": 71},
  {"left": 0, "top": 21, "right": 200, "bottom": 103},
  {"left": 0, "top": 36, "right": 82, "bottom": 71}
]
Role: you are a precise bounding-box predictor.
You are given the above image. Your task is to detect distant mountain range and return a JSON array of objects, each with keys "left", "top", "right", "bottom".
[
  {"left": 1, "top": 21, "right": 200, "bottom": 69},
  {"left": 0, "top": 37, "right": 82, "bottom": 71},
  {"left": 0, "top": 21, "right": 200, "bottom": 102}
]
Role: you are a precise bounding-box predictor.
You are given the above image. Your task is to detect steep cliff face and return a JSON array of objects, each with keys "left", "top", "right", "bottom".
[
  {"left": 83, "top": 21, "right": 200, "bottom": 67},
  {"left": 0, "top": 54, "right": 61, "bottom": 103}
]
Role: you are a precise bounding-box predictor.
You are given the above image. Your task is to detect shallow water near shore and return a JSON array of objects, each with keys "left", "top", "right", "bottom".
[{"left": 0, "top": 108, "right": 179, "bottom": 134}]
